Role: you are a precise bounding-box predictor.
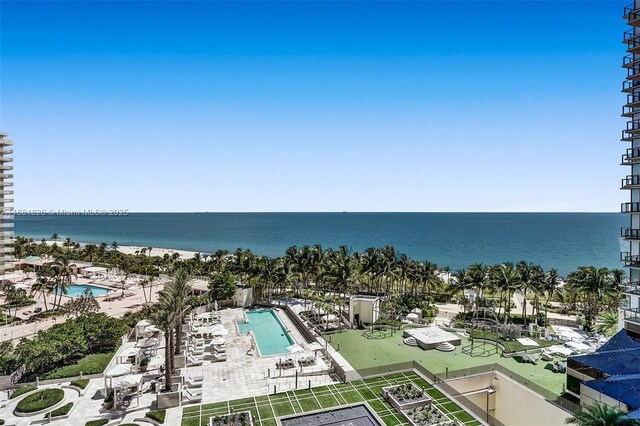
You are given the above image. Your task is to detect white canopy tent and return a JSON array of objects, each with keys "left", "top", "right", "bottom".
[
  {"left": 103, "top": 363, "right": 133, "bottom": 395},
  {"left": 114, "top": 373, "right": 144, "bottom": 409}
]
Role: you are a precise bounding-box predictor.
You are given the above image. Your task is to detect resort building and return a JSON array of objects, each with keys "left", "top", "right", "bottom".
[
  {"left": 564, "top": 2, "right": 640, "bottom": 418},
  {"left": 0, "top": 133, "right": 13, "bottom": 278}
]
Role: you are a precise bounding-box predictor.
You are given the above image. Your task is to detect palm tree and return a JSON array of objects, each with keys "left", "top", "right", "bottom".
[
  {"left": 151, "top": 296, "right": 177, "bottom": 392},
  {"left": 543, "top": 268, "right": 560, "bottom": 326},
  {"left": 51, "top": 257, "right": 77, "bottom": 309},
  {"left": 30, "top": 276, "right": 52, "bottom": 311},
  {"left": 490, "top": 262, "right": 519, "bottom": 322},
  {"left": 111, "top": 241, "right": 119, "bottom": 251},
  {"left": 50, "top": 233, "right": 59, "bottom": 243},
  {"left": 449, "top": 269, "right": 471, "bottom": 317},
  {"left": 566, "top": 403, "right": 640, "bottom": 426},
  {"left": 169, "top": 269, "right": 192, "bottom": 356},
  {"left": 567, "top": 267, "right": 616, "bottom": 331},
  {"left": 596, "top": 311, "right": 619, "bottom": 336}
]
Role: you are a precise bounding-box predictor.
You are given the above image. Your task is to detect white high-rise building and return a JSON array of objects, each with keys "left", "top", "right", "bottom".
[
  {"left": 0, "top": 133, "right": 14, "bottom": 275},
  {"left": 622, "top": 1, "right": 640, "bottom": 334}
]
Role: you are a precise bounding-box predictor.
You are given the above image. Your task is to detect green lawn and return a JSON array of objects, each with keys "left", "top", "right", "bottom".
[
  {"left": 39, "top": 352, "right": 114, "bottom": 380},
  {"left": 328, "top": 329, "right": 567, "bottom": 396},
  {"left": 181, "top": 371, "right": 482, "bottom": 426}
]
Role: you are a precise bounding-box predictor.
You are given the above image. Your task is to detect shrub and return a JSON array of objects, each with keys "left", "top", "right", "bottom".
[
  {"left": 85, "top": 419, "right": 108, "bottom": 426},
  {"left": 40, "top": 352, "right": 113, "bottom": 380},
  {"left": 10, "top": 385, "right": 36, "bottom": 399},
  {"left": 70, "top": 379, "right": 90, "bottom": 389},
  {"left": 146, "top": 409, "right": 166, "bottom": 424},
  {"left": 50, "top": 402, "right": 73, "bottom": 417},
  {"left": 15, "top": 389, "right": 64, "bottom": 413}
]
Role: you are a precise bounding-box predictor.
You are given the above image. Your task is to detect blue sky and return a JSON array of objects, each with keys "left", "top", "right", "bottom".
[{"left": 0, "top": 1, "right": 628, "bottom": 212}]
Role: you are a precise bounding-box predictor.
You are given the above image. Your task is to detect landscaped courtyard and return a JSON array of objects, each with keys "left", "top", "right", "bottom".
[
  {"left": 328, "top": 329, "right": 568, "bottom": 396},
  {"left": 181, "top": 371, "right": 482, "bottom": 426}
]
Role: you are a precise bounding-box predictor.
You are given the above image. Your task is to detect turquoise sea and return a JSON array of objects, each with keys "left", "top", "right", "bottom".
[{"left": 15, "top": 213, "right": 626, "bottom": 275}]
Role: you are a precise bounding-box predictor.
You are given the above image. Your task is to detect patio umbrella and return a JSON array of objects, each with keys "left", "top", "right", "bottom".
[{"left": 143, "top": 326, "right": 160, "bottom": 335}]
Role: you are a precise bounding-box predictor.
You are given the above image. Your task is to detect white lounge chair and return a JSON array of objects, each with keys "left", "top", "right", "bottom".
[
  {"left": 211, "top": 353, "right": 227, "bottom": 362},
  {"left": 187, "top": 354, "right": 203, "bottom": 366}
]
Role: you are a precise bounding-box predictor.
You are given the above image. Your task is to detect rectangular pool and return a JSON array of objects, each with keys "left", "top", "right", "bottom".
[
  {"left": 238, "top": 309, "right": 294, "bottom": 356},
  {"left": 55, "top": 284, "right": 110, "bottom": 298}
]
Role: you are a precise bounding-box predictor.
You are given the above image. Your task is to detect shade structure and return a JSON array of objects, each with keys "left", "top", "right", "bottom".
[
  {"left": 287, "top": 344, "right": 304, "bottom": 354},
  {"left": 119, "top": 347, "right": 140, "bottom": 358},
  {"left": 135, "top": 337, "right": 158, "bottom": 348},
  {"left": 143, "top": 325, "right": 160, "bottom": 335},
  {"left": 306, "top": 342, "right": 323, "bottom": 351},
  {"left": 105, "top": 363, "right": 132, "bottom": 378},
  {"left": 116, "top": 373, "right": 144, "bottom": 389},
  {"left": 136, "top": 319, "right": 152, "bottom": 327}
]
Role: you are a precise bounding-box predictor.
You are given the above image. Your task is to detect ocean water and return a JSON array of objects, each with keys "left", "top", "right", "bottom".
[{"left": 15, "top": 213, "right": 626, "bottom": 275}]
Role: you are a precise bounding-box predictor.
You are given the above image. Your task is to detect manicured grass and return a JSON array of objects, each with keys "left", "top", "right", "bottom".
[
  {"left": 15, "top": 388, "right": 64, "bottom": 413},
  {"left": 181, "top": 371, "right": 479, "bottom": 426},
  {"left": 85, "top": 420, "right": 108, "bottom": 426},
  {"left": 50, "top": 402, "right": 73, "bottom": 417},
  {"left": 70, "top": 379, "right": 90, "bottom": 389},
  {"left": 40, "top": 352, "right": 113, "bottom": 380},
  {"left": 328, "top": 329, "right": 567, "bottom": 395},
  {"left": 10, "top": 385, "right": 36, "bottom": 399},
  {"left": 146, "top": 409, "right": 166, "bottom": 424}
]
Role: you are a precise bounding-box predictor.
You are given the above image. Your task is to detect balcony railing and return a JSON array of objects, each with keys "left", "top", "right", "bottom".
[
  {"left": 621, "top": 202, "right": 640, "bottom": 213},
  {"left": 624, "top": 307, "right": 640, "bottom": 324},
  {"left": 625, "top": 2, "right": 638, "bottom": 19},
  {"left": 624, "top": 281, "right": 640, "bottom": 295},
  {"left": 622, "top": 129, "right": 640, "bottom": 141},
  {"left": 628, "top": 64, "right": 640, "bottom": 81},
  {"left": 621, "top": 175, "right": 640, "bottom": 189},
  {"left": 621, "top": 227, "right": 640, "bottom": 239},
  {"left": 622, "top": 147, "right": 640, "bottom": 164},
  {"left": 621, "top": 252, "right": 640, "bottom": 267},
  {"left": 623, "top": 79, "right": 640, "bottom": 93},
  {"left": 624, "top": 30, "right": 640, "bottom": 53}
]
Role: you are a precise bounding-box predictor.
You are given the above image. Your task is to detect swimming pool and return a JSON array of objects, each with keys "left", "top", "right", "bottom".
[
  {"left": 238, "top": 309, "right": 295, "bottom": 356},
  {"left": 55, "top": 284, "right": 110, "bottom": 298}
]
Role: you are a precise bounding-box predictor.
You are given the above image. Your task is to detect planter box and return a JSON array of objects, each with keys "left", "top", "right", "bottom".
[
  {"left": 403, "top": 404, "right": 454, "bottom": 426},
  {"left": 157, "top": 391, "right": 181, "bottom": 409},
  {"left": 381, "top": 384, "right": 431, "bottom": 412},
  {"left": 208, "top": 410, "right": 253, "bottom": 426}
]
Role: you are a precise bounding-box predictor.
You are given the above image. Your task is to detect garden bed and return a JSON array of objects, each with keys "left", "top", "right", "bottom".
[
  {"left": 208, "top": 411, "right": 253, "bottom": 426},
  {"left": 14, "top": 388, "right": 64, "bottom": 415},
  {"left": 404, "top": 405, "right": 454, "bottom": 426},
  {"left": 381, "top": 383, "right": 431, "bottom": 411}
]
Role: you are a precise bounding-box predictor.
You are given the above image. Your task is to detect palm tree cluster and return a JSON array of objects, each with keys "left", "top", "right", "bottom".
[
  {"left": 28, "top": 256, "right": 77, "bottom": 312},
  {"left": 150, "top": 269, "right": 193, "bottom": 392},
  {"left": 14, "top": 237, "right": 626, "bottom": 330},
  {"left": 450, "top": 262, "right": 622, "bottom": 330}
]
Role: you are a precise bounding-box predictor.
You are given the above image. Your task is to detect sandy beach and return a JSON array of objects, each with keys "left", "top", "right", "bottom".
[{"left": 40, "top": 240, "right": 200, "bottom": 260}]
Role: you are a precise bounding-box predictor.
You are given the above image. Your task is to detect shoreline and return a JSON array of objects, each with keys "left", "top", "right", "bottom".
[{"left": 39, "top": 240, "right": 200, "bottom": 260}]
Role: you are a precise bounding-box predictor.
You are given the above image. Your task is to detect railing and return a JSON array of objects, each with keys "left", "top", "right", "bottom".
[
  {"left": 435, "top": 378, "right": 508, "bottom": 426},
  {"left": 432, "top": 364, "right": 579, "bottom": 414},
  {"left": 624, "top": 54, "right": 640, "bottom": 68},
  {"left": 621, "top": 252, "right": 640, "bottom": 267},
  {"left": 621, "top": 175, "right": 640, "bottom": 189},
  {"left": 623, "top": 79, "right": 640, "bottom": 92},
  {"left": 621, "top": 202, "right": 640, "bottom": 213},
  {"left": 624, "top": 307, "right": 640, "bottom": 323},
  {"left": 621, "top": 227, "right": 640, "bottom": 239},
  {"left": 623, "top": 281, "right": 640, "bottom": 295},
  {"left": 622, "top": 147, "right": 640, "bottom": 164},
  {"left": 624, "top": 2, "right": 637, "bottom": 18}
]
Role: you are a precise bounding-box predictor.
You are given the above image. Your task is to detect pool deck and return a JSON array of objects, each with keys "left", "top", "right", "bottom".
[{"left": 181, "top": 308, "right": 338, "bottom": 404}]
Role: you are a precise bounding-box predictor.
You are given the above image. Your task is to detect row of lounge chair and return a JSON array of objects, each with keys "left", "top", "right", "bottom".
[{"left": 275, "top": 355, "right": 317, "bottom": 369}]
